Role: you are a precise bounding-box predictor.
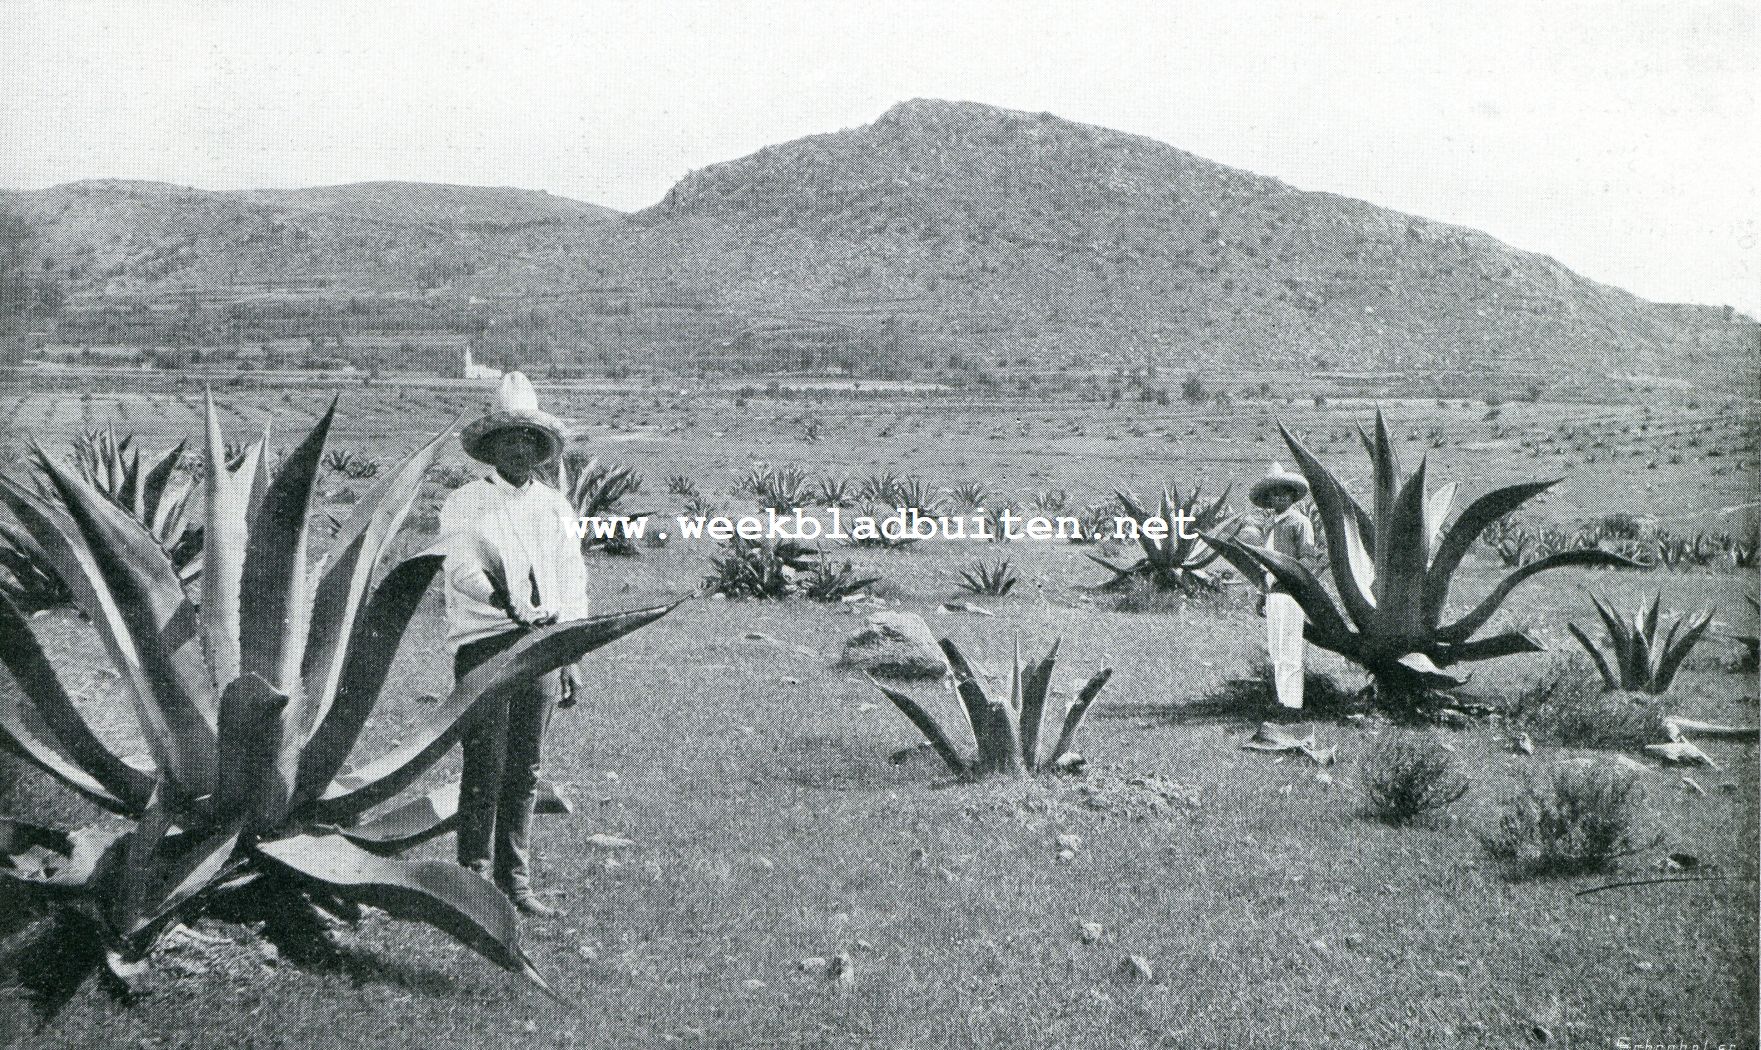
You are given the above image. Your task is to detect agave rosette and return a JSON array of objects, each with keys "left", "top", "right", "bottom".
[
  {"left": 869, "top": 636, "right": 1112, "bottom": 778},
  {"left": 0, "top": 393, "right": 680, "bottom": 993},
  {"left": 1567, "top": 591, "right": 1714, "bottom": 694},
  {"left": 1089, "top": 483, "right": 1240, "bottom": 592},
  {"left": 1205, "top": 411, "right": 1639, "bottom": 693}
]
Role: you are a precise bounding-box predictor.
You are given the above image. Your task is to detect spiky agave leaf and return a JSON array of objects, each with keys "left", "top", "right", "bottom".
[
  {"left": 339, "top": 781, "right": 462, "bottom": 855},
  {"left": 1017, "top": 640, "right": 1059, "bottom": 770},
  {"left": 300, "top": 424, "right": 452, "bottom": 744},
  {"left": 256, "top": 834, "right": 554, "bottom": 995},
  {"left": 0, "top": 593, "right": 154, "bottom": 812},
  {"left": 866, "top": 677, "right": 971, "bottom": 777},
  {"left": 1046, "top": 667, "right": 1114, "bottom": 764},
  {"left": 939, "top": 638, "right": 1019, "bottom": 774},
  {"left": 25, "top": 450, "right": 220, "bottom": 801},
  {"left": 199, "top": 391, "right": 269, "bottom": 693},
  {"left": 308, "top": 599, "right": 685, "bottom": 824}
]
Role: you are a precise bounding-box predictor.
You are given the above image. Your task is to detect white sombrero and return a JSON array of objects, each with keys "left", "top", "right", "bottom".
[
  {"left": 1249, "top": 461, "right": 1310, "bottom": 508},
  {"left": 459, "top": 372, "right": 566, "bottom": 465}
]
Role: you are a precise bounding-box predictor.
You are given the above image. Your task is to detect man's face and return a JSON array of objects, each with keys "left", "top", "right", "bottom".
[
  {"left": 487, "top": 427, "right": 548, "bottom": 479},
  {"left": 1265, "top": 492, "right": 1295, "bottom": 513}
]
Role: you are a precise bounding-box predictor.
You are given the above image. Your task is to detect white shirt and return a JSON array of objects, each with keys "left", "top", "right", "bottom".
[{"left": 437, "top": 472, "right": 591, "bottom": 652}]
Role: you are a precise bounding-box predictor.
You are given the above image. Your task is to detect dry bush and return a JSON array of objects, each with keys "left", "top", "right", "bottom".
[
  {"left": 1359, "top": 736, "right": 1470, "bottom": 825},
  {"left": 1479, "top": 765, "right": 1650, "bottom": 877}
]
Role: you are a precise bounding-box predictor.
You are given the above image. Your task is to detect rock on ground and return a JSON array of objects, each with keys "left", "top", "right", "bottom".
[{"left": 838, "top": 612, "right": 946, "bottom": 680}]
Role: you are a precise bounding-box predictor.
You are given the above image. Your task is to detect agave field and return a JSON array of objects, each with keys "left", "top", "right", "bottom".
[{"left": 0, "top": 370, "right": 1755, "bottom": 1049}]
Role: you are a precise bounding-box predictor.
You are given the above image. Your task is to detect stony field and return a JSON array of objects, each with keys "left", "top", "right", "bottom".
[{"left": 0, "top": 372, "right": 1756, "bottom": 1049}]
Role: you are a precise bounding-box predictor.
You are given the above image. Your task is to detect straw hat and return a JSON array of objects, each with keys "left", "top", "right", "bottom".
[
  {"left": 1249, "top": 462, "right": 1310, "bottom": 508},
  {"left": 459, "top": 372, "right": 565, "bottom": 465}
]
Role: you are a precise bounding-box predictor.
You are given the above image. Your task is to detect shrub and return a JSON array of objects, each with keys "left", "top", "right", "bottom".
[
  {"left": 320, "top": 448, "right": 381, "bottom": 480},
  {"left": 1359, "top": 736, "right": 1470, "bottom": 825},
  {"left": 812, "top": 474, "right": 858, "bottom": 508},
  {"left": 1479, "top": 766, "right": 1649, "bottom": 877},
  {"left": 426, "top": 463, "right": 475, "bottom": 489},
  {"left": 739, "top": 464, "right": 810, "bottom": 512},
  {"left": 948, "top": 481, "right": 990, "bottom": 511}
]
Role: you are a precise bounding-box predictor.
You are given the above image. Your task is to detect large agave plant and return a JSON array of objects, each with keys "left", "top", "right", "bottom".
[
  {"left": 0, "top": 394, "right": 679, "bottom": 995},
  {"left": 1089, "top": 484, "right": 1240, "bottom": 593},
  {"left": 1206, "top": 412, "right": 1639, "bottom": 697},
  {"left": 869, "top": 637, "right": 1112, "bottom": 778},
  {"left": 1567, "top": 592, "right": 1714, "bottom": 694}
]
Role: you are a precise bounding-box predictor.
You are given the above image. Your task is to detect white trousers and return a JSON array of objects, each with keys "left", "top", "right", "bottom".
[{"left": 1266, "top": 591, "right": 1306, "bottom": 709}]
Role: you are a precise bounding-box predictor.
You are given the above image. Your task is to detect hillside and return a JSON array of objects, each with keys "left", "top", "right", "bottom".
[
  {"left": 8, "top": 102, "right": 1755, "bottom": 381},
  {"left": 237, "top": 182, "right": 618, "bottom": 228},
  {"left": 0, "top": 179, "right": 614, "bottom": 295}
]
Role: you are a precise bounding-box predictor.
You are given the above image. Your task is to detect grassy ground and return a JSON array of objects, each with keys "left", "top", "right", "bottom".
[{"left": 0, "top": 376, "right": 1756, "bottom": 1048}]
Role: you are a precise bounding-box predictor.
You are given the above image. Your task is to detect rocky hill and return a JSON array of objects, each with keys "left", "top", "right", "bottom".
[{"left": 8, "top": 102, "right": 1755, "bottom": 381}]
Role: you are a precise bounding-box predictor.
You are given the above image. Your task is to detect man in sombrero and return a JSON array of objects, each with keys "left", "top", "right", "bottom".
[
  {"left": 1249, "top": 463, "right": 1317, "bottom": 710},
  {"left": 436, "top": 371, "right": 589, "bottom": 917}
]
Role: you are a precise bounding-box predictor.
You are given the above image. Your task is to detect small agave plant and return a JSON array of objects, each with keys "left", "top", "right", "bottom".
[
  {"left": 1088, "top": 484, "right": 1240, "bottom": 593},
  {"left": 869, "top": 637, "right": 1112, "bottom": 778},
  {"left": 62, "top": 427, "right": 203, "bottom": 582},
  {"left": 0, "top": 394, "right": 679, "bottom": 996},
  {"left": 1567, "top": 592, "right": 1714, "bottom": 694},
  {"left": 1206, "top": 412, "right": 1639, "bottom": 699}
]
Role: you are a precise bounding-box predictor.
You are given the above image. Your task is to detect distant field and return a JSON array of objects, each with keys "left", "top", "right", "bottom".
[{"left": 0, "top": 368, "right": 1756, "bottom": 1048}]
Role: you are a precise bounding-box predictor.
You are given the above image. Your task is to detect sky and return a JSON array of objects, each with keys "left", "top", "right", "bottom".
[{"left": 3, "top": 0, "right": 1756, "bottom": 313}]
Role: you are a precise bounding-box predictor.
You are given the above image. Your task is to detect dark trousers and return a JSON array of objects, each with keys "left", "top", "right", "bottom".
[{"left": 453, "top": 630, "right": 560, "bottom": 894}]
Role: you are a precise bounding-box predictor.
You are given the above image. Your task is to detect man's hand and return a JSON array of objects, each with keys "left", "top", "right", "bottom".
[
  {"left": 558, "top": 665, "right": 584, "bottom": 709},
  {"left": 514, "top": 605, "right": 560, "bottom": 630}
]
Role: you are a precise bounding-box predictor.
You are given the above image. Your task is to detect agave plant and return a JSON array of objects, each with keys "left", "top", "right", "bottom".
[
  {"left": 797, "top": 556, "right": 880, "bottom": 602},
  {"left": 557, "top": 454, "right": 652, "bottom": 556},
  {"left": 811, "top": 474, "right": 858, "bottom": 509},
  {"left": 1205, "top": 412, "right": 1640, "bottom": 698},
  {"left": 857, "top": 471, "right": 903, "bottom": 505},
  {"left": 889, "top": 476, "right": 943, "bottom": 518},
  {"left": 703, "top": 536, "right": 819, "bottom": 599},
  {"left": 840, "top": 504, "right": 920, "bottom": 550},
  {"left": 320, "top": 448, "right": 381, "bottom": 480},
  {"left": 868, "top": 637, "right": 1112, "bottom": 778},
  {"left": 1089, "top": 484, "right": 1239, "bottom": 593},
  {"left": 0, "top": 394, "right": 680, "bottom": 996},
  {"left": 948, "top": 481, "right": 990, "bottom": 512},
  {"left": 958, "top": 557, "right": 1018, "bottom": 597},
  {"left": 740, "top": 464, "right": 809, "bottom": 513},
  {"left": 1567, "top": 592, "right": 1714, "bottom": 694},
  {"left": 59, "top": 427, "right": 202, "bottom": 582}
]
